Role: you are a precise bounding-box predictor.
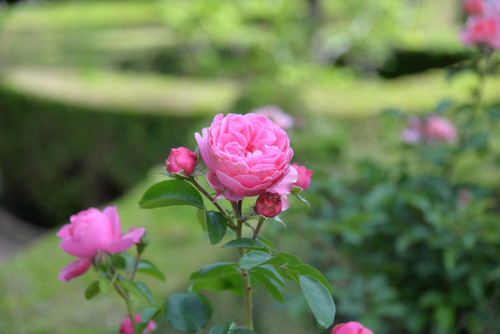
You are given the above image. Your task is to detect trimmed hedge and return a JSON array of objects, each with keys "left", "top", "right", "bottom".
[{"left": 0, "top": 85, "right": 208, "bottom": 227}]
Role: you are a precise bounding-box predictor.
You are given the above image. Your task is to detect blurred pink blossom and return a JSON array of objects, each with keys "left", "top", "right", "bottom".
[
  {"left": 401, "top": 115, "right": 457, "bottom": 145},
  {"left": 120, "top": 314, "right": 156, "bottom": 334},
  {"left": 251, "top": 105, "right": 295, "bottom": 130},
  {"left": 461, "top": 0, "right": 500, "bottom": 50}
]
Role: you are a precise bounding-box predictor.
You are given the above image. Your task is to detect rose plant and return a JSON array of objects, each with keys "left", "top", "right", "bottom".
[{"left": 58, "top": 112, "right": 335, "bottom": 333}]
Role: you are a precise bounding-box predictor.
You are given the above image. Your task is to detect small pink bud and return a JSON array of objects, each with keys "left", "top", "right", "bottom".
[
  {"left": 166, "top": 147, "right": 197, "bottom": 176},
  {"left": 331, "top": 321, "right": 373, "bottom": 334},
  {"left": 292, "top": 163, "right": 313, "bottom": 191},
  {"left": 120, "top": 314, "right": 156, "bottom": 334},
  {"left": 255, "top": 192, "right": 282, "bottom": 218}
]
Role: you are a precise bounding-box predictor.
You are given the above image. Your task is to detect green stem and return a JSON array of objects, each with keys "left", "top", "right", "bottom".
[
  {"left": 252, "top": 216, "right": 265, "bottom": 240},
  {"left": 234, "top": 200, "right": 254, "bottom": 330}
]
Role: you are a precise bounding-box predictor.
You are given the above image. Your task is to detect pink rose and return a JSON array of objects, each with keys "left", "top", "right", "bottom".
[
  {"left": 195, "top": 113, "right": 294, "bottom": 199},
  {"left": 331, "top": 321, "right": 373, "bottom": 334},
  {"left": 464, "top": 0, "right": 484, "bottom": 14},
  {"left": 292, "top": 163, "right": 313, "bottom": 191},
  {"left": 57, "top": 206, "right": 145, "bottom": 282},
  {"left": 120, "top": 314, "right": 156, "bottom": 334},
  {"left": 255, "top": 192, "right": 282, "bottom": 218},
  {"left": 425, "top": 115, "right": 458, "bottom": 144},
  {"left": 461, "top": 15, "right": 500, "bottom": 49},
  {"left": 251, "top": 105, "right": 295, "bottom": 130},
  {"left": 166, "top": 147, "right": 197, "bottom": 176}
]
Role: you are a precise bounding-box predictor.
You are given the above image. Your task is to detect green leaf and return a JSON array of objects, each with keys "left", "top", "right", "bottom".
[
  {"left": 206, "top": 211, "right": 227, "bottom": 245},
  {"left": 165, "top": 292, "right": 212, "bottom": 333},
  {"left": 137, "top": 259, "right": 166, "bottom": 282},
  {"left": 99, "top": 275, "right": 112, "bottom": 294},
  {"left": 239, "top": 251, "right": 273, "bottom": 270},
  {"left": 222, "top": 238, "right": 268, "bottom": 251},
  {"left": 117, "top": 280, "right": 151, "bottom": 303},
  {"left": 251, "top": 270, "right": 284, "bottom": 303},
  {"left": 198, "top": 209, "right": 207, "bottom": 230},
  {"left": 257, "top": 236, "right": 275, "bottom": 251},
  {"left": 209, "top": 320, "right": 234, "bottom": 334},
  {"left": 299, "top": 275, "right": 335, "bottom": 331},
  {"left": 141, "top": 306, "right": 161, "bottom": 323},
  {"left": 252, "top": 265, "right": 286, "bottom": 287},
  {"left": 139, "top": 180, "right": 204, "bottom": 209},
  {"left": 286, "top": 264, "right": 333, "bottom": 294},
  {"left": 264, "top": 252, "right": 302, "bottom": 267},
  {"left": 190, "top": 262, "right": 239, "bottom": 280},
  {"left": 191, "top": 277, "right": 235, "bottom": 292},
  {"left": 84, "top": 281, "right": 100, "bottom": 300},
  {"left": 136, "top": 281, "right": 155, "bottom": 304}
]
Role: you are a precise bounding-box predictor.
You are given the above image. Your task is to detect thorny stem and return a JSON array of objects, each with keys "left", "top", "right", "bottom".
[
  {"left": 130, "top": 253, "right": 141, "bottom": 282},
  {"left": 233, "top": 200, "right": 254, "bottom": 330}
]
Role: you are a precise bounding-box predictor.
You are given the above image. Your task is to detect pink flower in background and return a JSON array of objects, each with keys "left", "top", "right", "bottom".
[
  {"left": 120, "top": 314, "right": 156, "bottom": 334},
  {"left": 331, "top": 321, "right": 373, "bottom": 334},
  {"left": 251, "top": 105, "right": 295, "bottom": 130},
  {"left": 401, "top": 115, "right": 457, "bottom": 145},
  {"left": 166, "top": 147, "right": 197, "bottom": 176},
  {"left": 292, "top": 163, "right": 313, "bottom": 191},
  {"left": 425, "top": 115, "right": 458, "bottom": 144},
  {"left": 461, "top": 0, "right": 500, "bottom": 50},
  {"left": 464, "top": 0, "right": 484, "bottom": 14},
  {"left": 57, "top": 206, "right": 145, "bottom": 281},
  {"left": 401, "top": 116, "right": 424, "bottom": 144},
  {"left": 195, "top": 113, "right": 294, "bottom": 200}
]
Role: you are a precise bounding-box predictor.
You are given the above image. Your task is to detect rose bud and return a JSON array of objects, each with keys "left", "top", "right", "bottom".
[
  {"left": 331, "top": 321, "right": 373, "bottom": 334},
  {"left": 255, "top": 192, "right": 282, "bottom": 218},
  {"left": 291, "top": 163, "right": 313, "bottom": 191},
  {"left": 120, "top": 314, "right": 156, "bottom": 334},
  {"left": 166, "top": 147, "right": 197, "bottom": 176}
]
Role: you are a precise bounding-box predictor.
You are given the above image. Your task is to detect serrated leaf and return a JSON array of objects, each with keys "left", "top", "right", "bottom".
[
  {"left": 257, "top": 236, "right": 275, "bottom": 251},
  {"left": 190, "top": 262, "right": 239, "bottom": 280},
  {"left": 299, "top": 275, "right": 335, "bottom": 330},
  {"left": 84, "top": 281, "right": 100, "bottom": 300},
  {"left": 264, "top": 252, "right": 302, "bottom": 267},
  {"left": 165, "top": 293, "right": 212, "bottom": 333},
  {"left": 139, "top": 180, "right": 204, "bottom": 209},
  {"left": 137, "top": 259, "right": 166, "bottom": 282},
  {"left": 99, "top": 275, "right": 112, "bottom": 294},
  {"left": 191, "top": 277, "right": 235, "bottom": 292},
  {"left": 141, "top": 306, "right": 161, "bottom": 323},
  {"left": 251, "top": 271, "right": 284, "bottom": 303},
  {"left": 222, "top": 238, "right": 268, "bottom": 251},
  {"left": 286, "top": 264, "right": 333, "bottom": 294},
  {"left": 209, "top": 320, "right": 234, "bottom": 334},
  {"left": 136, "top": 281, "right": 155, "bottom": 304},
  {"left": 239, "top": 251, "right": 273, "bottom": 270},
  {"left": 252, "top": 265, "right": 286, "bottom": 287},
  {"left": 117, "top": 280, "right": 150, "bottom": 303},
  {"left": 206, "top": 211, "right": 227, "bottom": 245}
]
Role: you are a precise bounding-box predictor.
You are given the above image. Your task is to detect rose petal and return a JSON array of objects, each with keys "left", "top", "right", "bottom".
[{"left": 59, "top": 258, "right": 92, "bottom": 282}]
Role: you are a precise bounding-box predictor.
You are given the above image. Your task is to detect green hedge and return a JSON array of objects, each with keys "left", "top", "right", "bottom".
[{"left": 0, "top": 85, "right": 208, "bottom": 227}]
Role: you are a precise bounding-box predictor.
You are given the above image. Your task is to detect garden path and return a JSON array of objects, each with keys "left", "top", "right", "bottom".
[{"left": 0, "top": 206, "right": 46, "bottom": 263}]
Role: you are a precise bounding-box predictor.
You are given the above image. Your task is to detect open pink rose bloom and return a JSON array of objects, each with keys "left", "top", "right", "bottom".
[
  {"left": 331, "top": 321, "right": 373, "bottom": 334},
  {"left": 195, "top": 113, "right": 294, "bottom": 201},
  {"left": 57, "top": 206, "right": 145, "bottom": 281}
]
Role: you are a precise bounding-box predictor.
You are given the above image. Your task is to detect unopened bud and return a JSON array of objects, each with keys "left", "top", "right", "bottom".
[
  {"left": 255, "top": 192, "right": 282, "bottom": 218},
  {"left": 166, "top": 147, "right": 197, "bottom": 177}
]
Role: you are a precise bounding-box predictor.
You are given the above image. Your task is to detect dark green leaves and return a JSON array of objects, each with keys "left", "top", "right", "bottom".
[
  {"left": 84, "top": 281, "right": 100, "bottom": 300},
  {"left": 206, "top": 211, "right": 227, "bottom": 245},
  {"left": 223, "top": 238, "right": 268, "bottom": 251},
  {"left": 165, "top": 292, "right": 212, "bottom": 333},
  {"left": 139, "top": 180, "right": 204, "bottom": 209}
]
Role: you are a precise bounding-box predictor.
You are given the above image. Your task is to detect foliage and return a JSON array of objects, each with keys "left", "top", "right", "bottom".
[{"left": 299, "top": 49, "right": 500, "bottom": 333}]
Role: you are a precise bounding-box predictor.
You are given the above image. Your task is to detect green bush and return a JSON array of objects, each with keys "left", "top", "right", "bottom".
[{"left": 0, "top": 85, "right": 208, "bottom": 227}]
